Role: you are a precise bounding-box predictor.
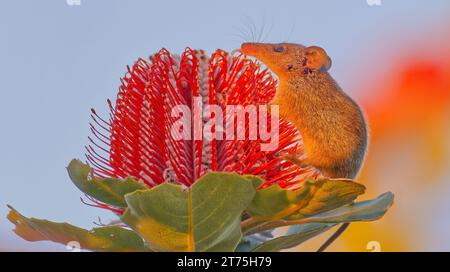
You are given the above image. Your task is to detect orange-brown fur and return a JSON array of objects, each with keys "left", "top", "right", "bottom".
[{"left": 241, "top": 43, "right": 367, "bottom": 179}]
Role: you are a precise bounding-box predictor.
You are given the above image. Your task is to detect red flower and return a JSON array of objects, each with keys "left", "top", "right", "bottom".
[{"left": 86, "top": 48, "right": 318, "bottom": 196}]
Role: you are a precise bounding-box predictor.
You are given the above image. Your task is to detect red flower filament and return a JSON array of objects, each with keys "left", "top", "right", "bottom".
[{"left": 86, "top": 48, "right": 319, "bottom": 212}]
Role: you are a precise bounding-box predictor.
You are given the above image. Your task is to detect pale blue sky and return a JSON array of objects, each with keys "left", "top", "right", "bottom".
[{"left": 0, "top": 0, "right": 449, "bottom": 251}]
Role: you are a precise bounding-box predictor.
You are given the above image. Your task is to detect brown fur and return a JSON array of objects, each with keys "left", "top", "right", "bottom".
[{"left": 241, "top": 42, "right": 367, "bottom": 179}]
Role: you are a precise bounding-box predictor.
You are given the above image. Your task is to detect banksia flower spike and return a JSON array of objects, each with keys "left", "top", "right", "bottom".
[{"left": 87, "top": 48, "right": 317, "bottom": 196}]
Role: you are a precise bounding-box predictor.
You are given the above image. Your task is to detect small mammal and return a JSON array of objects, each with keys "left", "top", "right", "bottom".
[{"left": 241, "top": 43, "right": 367, "bottom": 179}]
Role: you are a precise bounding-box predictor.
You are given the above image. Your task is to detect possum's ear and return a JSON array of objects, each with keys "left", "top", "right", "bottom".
[
  {"left": 305, "top": 46, "right": 332, "bottom": 71},
  {"left": 322, "top": 56, "right": 332, "bottom": 71}
]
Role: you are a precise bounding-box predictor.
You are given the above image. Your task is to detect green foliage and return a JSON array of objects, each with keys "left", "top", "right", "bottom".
[
  {"left": 292, "top": 192, "right": 394, "bottom": 223},
  {"left": 6, "top": 160, "right": 394, "bottom": 252},
  {"left": 7, "top": 205, "right": 147, "bottom": 252},
  {"left": 248, "top": 179, "right": 366, "bottom": 219},
  {"left": 67, "top": 159, "right": 146, "bottom": 208},
  {"left": 252, "top": 223, "right": 335, "bottom": 252},
  {"left": 247, "top": 192, "right": 394, "bottom": 251},
  {"left": 121, "top": 173, "right": 256, "bottom": 252}
]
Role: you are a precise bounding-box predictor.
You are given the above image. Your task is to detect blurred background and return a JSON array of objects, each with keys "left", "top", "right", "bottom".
[{"left": 0, "top": 0, "right": 449, "bottom": 251}]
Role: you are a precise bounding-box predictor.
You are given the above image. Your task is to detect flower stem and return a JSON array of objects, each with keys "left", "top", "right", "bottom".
[{"left": 317, "top": 223, "right": 350, "bottom": 252}]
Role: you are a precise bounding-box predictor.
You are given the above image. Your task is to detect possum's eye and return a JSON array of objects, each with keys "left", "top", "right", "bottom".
[{"left": 273, "top": 46, "right": 284, "bottom": 52}]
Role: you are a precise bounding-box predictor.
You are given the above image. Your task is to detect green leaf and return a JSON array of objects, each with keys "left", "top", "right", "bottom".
[
  {"left": 242, "top": 175, "right": 265, "bottom": 188},
  {"left": 290, "top": 179, "right": 367, "bottom": 219},
  {"left": 121, "top": 172, "right": 256, "bottom": 252},
  {"left": 235, "top": 231, "right": 273, "bottom": 252},
  {"left": 252, "top": 223, "right": 335, "bottom": 252},
  {"left": 249, "top": 192, "right": 394, "bottom": 252},
  {"left": 296, "top": 192, "right": 394, "bottom": 223},
  {"left": 248, "top": 178, "right": 366, "bottom": 219},
  {"left": 7, "top": 205, "right": 147, "bottom": 252},
  {"left": 247, "top": 183, "right": 311, "bottom": 218},
  {"left": 236, "top": 236, "right": 265, "bottom": 252},
  {"left": 67, "top": 159, "right": 147, "bottom": 207}
]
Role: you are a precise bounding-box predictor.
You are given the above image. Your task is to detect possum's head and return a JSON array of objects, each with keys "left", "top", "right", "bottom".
[{"left": 241, "top": 42, "right": 332, "bottom": 80}]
